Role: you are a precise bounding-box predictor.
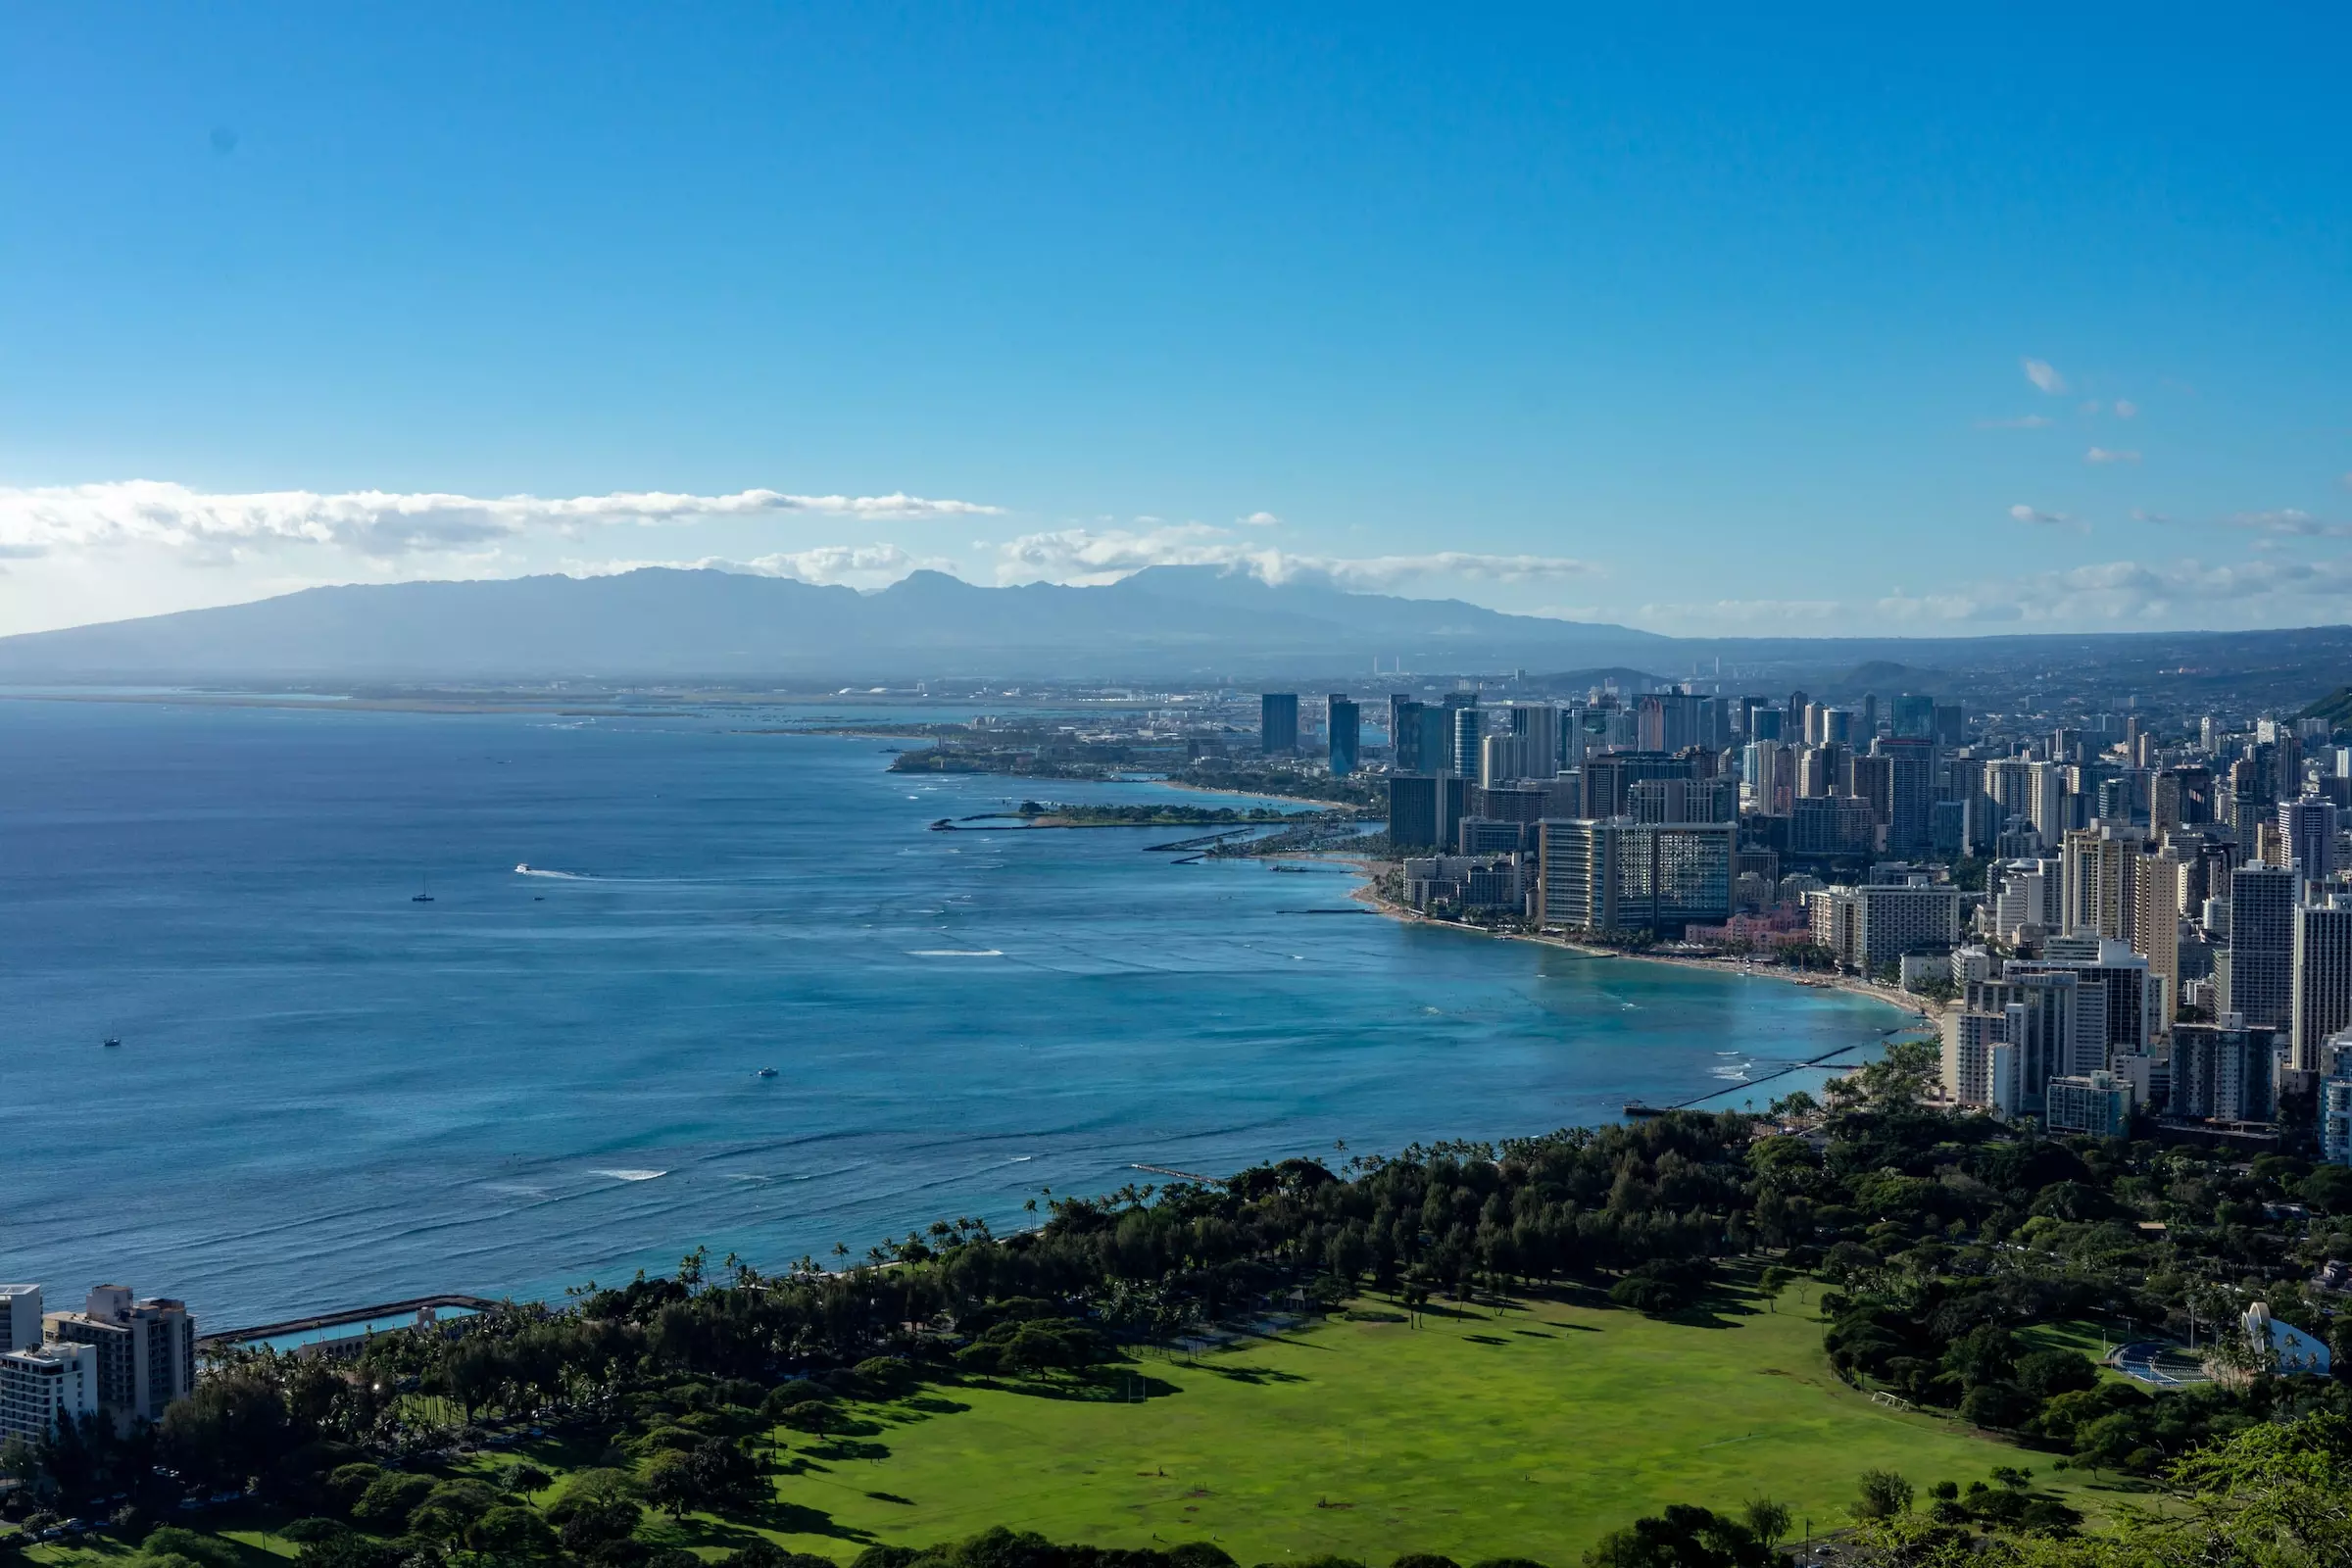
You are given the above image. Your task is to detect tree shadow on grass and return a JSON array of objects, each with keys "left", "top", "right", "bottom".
[
  {"left": 710, "top": 1501, "right": 879, "bottom": 1545},
  {"left": 898, "top": 1395, "right": 972, "bottom": 1416},
  {"left": 986, "top": 1371, "right": 1184, "bottom": 1403},
  {"left": 794, "top": 1414, "right": 888, "bottom": 1439},
  {"left": 1511, "top": 1329, "right": 1557, "bottom": 1339},
  {"left": 1197, "top": 1363, "right": 1307, "bottom": 1386},
  {"left": 804, "top": 1438, "right": 893, "bottom": 1463},
  {"left": 1463, "top": 1334, "right": 1511, "bottom": 1346},
  {"left": 1648, "top": 1292, "right": 1762, "bottom": 1330}
]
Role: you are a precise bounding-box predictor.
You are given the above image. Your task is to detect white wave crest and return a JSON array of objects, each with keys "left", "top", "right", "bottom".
[
  {"left": 907, "top": 949, "right": 1004, "bottom": 957},
  {"left": 593, "top": 1168, "right": 666, "bottom": 1181}
]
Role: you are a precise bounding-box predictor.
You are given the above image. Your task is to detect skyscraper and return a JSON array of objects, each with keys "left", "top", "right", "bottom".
[
  {"left": 1480, "top": 732, "right": 1531, "bottom": 788},
  {"left": 2133, "top": 852, "right": 2188, "bottom": 1037},
  {"left": 1891, "top": 693, "right": 1936, "bottom": 740},
  {"left": 1326, "top": 695, "right": 1360, "bottom": 776},
  {"left": 1259, "top": 693, "right": 1298, "bottom": 755},
  {"left": 1954, "top": 968, "right": 2106, "bottom": 1110},
  {"left": 1386, "top": 773, "right": 1468, "bottom": 851},
  {"left": 1420, "top": 706, "right": 1453, "bottom": 773},
  {"left": 1509, "top": 703, "right": 1561, "bottom": 775},
  {"left": 1449, "top": 702, "right": 1483, "bottom": 777},
  {"left": 2221, "top": 863, "right": 2297, "bottom": 1030},
  {"left": 2011, "top": 937, "right": 2153, "bottom": 1058},
  {"left": 2292, "top": 896, "right": 2352, "bottom": 1071},
  {"left": 2029, "top": 760, "right": 2070, "bottom": 850},
  {"left": 2062, "top": 826, "right": 2146, "bottom": 945},
  {"left": 1390, "top": 698, "right": 1426, "bottom": 770},
  {"left": 2281, "top": 795, "right": 2336, "bottom": 895},
  {"left": 1880, "top": 738, "right": 1936, "bottom": 856},
  {"left": 1387, "top": 774, "right": 1440, "bottom": 851}
]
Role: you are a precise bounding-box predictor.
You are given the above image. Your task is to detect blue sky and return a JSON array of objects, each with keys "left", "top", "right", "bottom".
[{"left": 2, "top": 5, "right": 2347, "bottom": 637}]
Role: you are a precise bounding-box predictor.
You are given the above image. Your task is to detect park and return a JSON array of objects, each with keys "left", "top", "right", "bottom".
[{"left": 18, "top": 1271, "right": 2104, "bottom": 1568}]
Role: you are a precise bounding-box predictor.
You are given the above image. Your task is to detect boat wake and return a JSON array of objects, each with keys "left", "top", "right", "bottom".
[{"left": 515, "top": 863, "right": 591, "bottom": 879}]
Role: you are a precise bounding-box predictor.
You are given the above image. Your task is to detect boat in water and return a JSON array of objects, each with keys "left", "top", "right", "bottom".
[
  {"left": 755, "top": 1067, "right": 778, "bottom": 1078},
  {"left": 102, "top": 1036, "right": 122, "bottom": 1049},
  {"left": 412, "top": 874, "right": 434, "bottom": 904}
]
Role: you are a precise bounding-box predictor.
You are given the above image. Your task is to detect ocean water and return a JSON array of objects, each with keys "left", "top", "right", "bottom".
[{"left": 0, "top": 699, "right": 1907, "bottom": 1328}]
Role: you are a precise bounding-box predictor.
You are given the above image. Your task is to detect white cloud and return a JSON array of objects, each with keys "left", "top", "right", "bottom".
[
  {"left": 2023, "top": 358, "right": 2068, "bottom": 394},
  {"left": 995, "top": 523, "right": 1246, "bottom": 584},
  {"left": 991, "top": 526, "right": 1597, "bottom": 591},
  {"left": 561, "top": 543, "right": 952, "bottom": 588},
  {"left": 1976, "top": 415, "right": 2054, "bottom": 429},
  {"left": 740, "top": 544, "right": 953, "bottom": 585},
  {"left": 1635, "top": 599, "right": 1843, "bottom": 625},
  {"left": 1240, "top": 511, "right": 1282, "bottom": 527},
  {"left": 2114, "top": 399, "right": 2139, "bottom": 418},
  {"left": 2008, "top": 504, "right": 2086, "bottom": 532},
  {"left": 1878, "top": 556, "right": 2352, "bottom": 624},
  {"left": 2224, "top": 509, "right": 2352, "bottom": 539},
  {"left": 2085, "top": 447, "right": 2141, "bottom": 465},
  {"left": 1326, "top": 552, "right": 1602, "bottom": 586},
  {"left": 0, "top": 480, "right": 1003, "bottom": 563}
]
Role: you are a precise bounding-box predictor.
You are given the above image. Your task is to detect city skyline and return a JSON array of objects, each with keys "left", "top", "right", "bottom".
[{"left": 4, "top": 8, "right": 2349, "bottom": 640}]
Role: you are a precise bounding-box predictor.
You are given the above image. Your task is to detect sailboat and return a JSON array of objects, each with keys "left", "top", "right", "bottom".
[{"left": 412, "top": 873, "right": 435, "bottom": 904}]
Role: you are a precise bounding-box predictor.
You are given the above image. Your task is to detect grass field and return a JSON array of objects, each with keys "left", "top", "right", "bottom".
[
  {"left": 654, "top": 1274, "right": 2108, "bottom": 1563},
  {"left": 21, "top": 1274, "right": 2132, "bottom": 1568}
]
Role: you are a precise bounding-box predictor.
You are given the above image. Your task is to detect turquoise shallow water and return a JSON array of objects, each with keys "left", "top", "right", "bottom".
[{"left": 0, "top": 699, "right": 1905, "bottom": 1327}]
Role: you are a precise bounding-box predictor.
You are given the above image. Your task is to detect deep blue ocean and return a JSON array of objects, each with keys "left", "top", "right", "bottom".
[{"left": 1, "top": 698, "right": 1905, "bottom": 1328}]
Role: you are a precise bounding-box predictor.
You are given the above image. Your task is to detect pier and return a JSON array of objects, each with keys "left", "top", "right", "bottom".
[{"left": 199, "top": 1293, "right": 503, "bottom": 1350}]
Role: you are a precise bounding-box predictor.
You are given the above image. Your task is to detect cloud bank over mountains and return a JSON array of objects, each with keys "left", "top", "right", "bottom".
[{"left": 2, "top": 466, "right": 2350, "bottom": 641}]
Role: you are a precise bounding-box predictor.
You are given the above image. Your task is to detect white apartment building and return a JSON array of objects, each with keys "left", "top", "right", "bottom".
[
  {"left": 0, "top": 1285, "right": 39, "bottom": 1354},
  {"left": 1942, "top": 1010, "right": 2021, "bottom": 1114},
  {"left": 0, "top": 1340, "right": 99, "bottom": 1444},
  {"left": 43, "top": 1285, "right": 195, "bottom": 1426},
  {"left": 1807, "top": 881, "right": 1964, "bottom": 973}
]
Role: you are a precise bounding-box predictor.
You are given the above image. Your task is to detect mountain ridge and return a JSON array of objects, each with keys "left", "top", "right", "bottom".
[{"left": 0, "top": 565, "right": 1666, "bottom": 680}]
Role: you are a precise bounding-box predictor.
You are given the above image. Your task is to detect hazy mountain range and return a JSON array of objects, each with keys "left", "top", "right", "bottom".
[
  {"left": 0, "top": 566, "right": 2345, "bottom": 697},
  {"left": 0, "top": 566, "right": 1672, "bottom": 681}
]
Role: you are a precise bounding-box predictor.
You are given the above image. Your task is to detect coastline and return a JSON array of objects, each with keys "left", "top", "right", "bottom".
[{"left": 1330, "top": 861, "right": 1931, "bottom": 1032}]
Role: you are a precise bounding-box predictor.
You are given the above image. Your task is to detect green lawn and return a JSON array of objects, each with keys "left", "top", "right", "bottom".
[
  {"left": 673, "top": 1276, "right": 2096, "bottom": 1564},
  {"left": 21, "top": 1275, "right": 2128, "bottom": 1568}
]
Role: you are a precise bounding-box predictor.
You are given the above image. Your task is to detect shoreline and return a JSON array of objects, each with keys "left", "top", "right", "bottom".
[{"left": 1324, "top": 861, "right": 1931, "bottom": 1052}]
